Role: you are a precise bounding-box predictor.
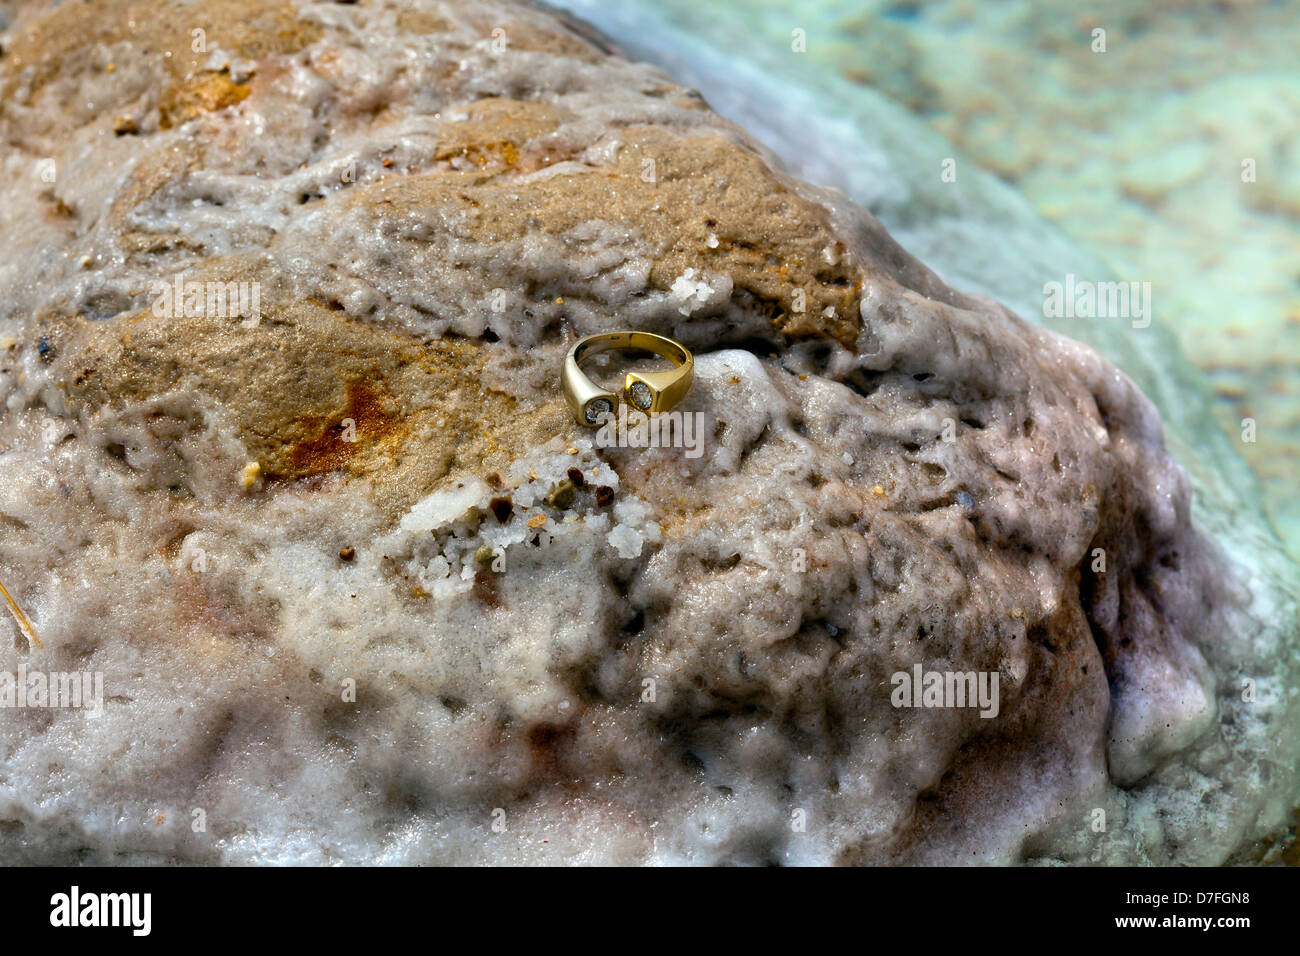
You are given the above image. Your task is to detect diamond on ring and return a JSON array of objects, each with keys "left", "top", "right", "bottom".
[{"left": 628, "top": 381, "right": 653, "bottom": 410}]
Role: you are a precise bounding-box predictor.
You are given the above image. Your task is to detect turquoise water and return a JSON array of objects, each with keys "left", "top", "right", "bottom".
[{"left": 555, "top": 0, "right": 1300, "bottom": 557}]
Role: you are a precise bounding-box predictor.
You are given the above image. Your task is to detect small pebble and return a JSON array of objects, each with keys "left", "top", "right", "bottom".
[
  {"left": 594, "top": 485, "right": 614, "bottom": 507},
  {"left": 489, "top": 496, "right": 513, "bottom": 523},
  {"left": 545, "top": 479, "right": 576, "bottom": 509}
]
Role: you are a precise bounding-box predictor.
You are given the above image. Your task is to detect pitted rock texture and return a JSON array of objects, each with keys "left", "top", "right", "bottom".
[{"left": 0, "top": 0, "right": 1292, "bottom": 864}]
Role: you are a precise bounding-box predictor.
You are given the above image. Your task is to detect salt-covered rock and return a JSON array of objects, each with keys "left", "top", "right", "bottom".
[{"left": 0, "top": 0, "right": 1294, "bottom": 865}]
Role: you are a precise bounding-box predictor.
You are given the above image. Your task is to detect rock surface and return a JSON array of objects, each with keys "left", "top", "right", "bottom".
[
  {"left": 0, "top": 0, "right": 1295, "bottom": 864},
  {"left": 553, "top": 0, "right": 1300, "bottom": 557}
]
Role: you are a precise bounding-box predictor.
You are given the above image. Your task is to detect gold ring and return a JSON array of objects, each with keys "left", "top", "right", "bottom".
[{"left": 563, "top": 331, "right": 694, "bottom": 426}]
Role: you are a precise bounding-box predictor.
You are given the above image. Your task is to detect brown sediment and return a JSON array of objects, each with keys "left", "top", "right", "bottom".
[
  {"left": 159, "top": 71, "right": 251, "bottom": 129},
  {"left": 341, "top": 126, "right": 865, "bottom": 347},
  {"left": 395, "top": 9, "right": 454, "bottom": 36},
  {"left": 472, "top": 567, "right": 504, "bottom": 607},
  {"left": 53, "top": 256, "right": 571, "bottom": 524},
  {"left": 464, "top": 15, "right": 606, "bottom": 63},
  {"left": 0, "top": 0, "right": 321, "bottom": 100},
  {"left": 429, "top": 98, "right": 568, "bottom": 174}
]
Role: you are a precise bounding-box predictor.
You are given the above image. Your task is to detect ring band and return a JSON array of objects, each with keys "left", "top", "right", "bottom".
[{"left": 563, "top": 331, "right": 694, "bottom": 426}]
